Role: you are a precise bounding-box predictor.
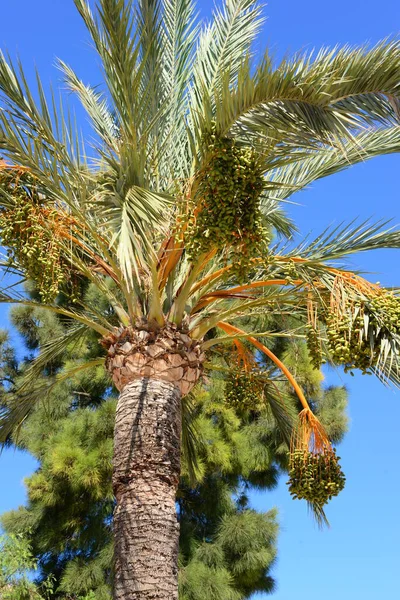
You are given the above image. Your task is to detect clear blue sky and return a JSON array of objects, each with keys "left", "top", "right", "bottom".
[{"left": 1, "top": 1, "right": 400, "bottom": 599}]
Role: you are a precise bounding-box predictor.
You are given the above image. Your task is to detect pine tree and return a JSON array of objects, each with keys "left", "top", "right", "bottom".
[
  {"left": 0, "top": 290, "right": 348, "bottom": 600},
  {"left": 0, "top": 533, "right": 46, "bottom": 600}
]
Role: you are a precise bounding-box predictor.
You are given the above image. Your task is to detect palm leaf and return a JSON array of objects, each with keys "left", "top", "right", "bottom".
[
  {"left": 284, "top": 219, "right": 400, "bottom": 263},
  {"left": 0, "top": 293, "right": 110, "bottom": 337},
  {"left": 263, "top": 126, "right": 400, "bottom": 201},
  {"left": 161, "top": 0, "right": 198, "bottom": 179},
  {"left": 190, "top": 0, "right": 264, "bottom": 141},
  {"left": 58, "top": 60, "right": 119, "bottom": 153},
  {"left": 0, "top": 52, "right": 85, "bottom": 199},
  {"left": 215, "top": 40, "right": 400, "bottom": 144}
]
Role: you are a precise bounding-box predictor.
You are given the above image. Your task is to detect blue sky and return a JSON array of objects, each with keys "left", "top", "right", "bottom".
[{"left": 0, "top": 1, "right": 400, "bottom": 599}]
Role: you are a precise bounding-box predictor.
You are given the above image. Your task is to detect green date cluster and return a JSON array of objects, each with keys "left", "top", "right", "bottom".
[
  {"left": 325, "top": 310, "right": 372, "bottom": 373},
  {"left": 287, "top": 448, "right": 346, "bottom": 507},
  {"left": 325, "top": 294, "right": 400, "bottom": 373},
  {"left": 306, "top": 326, "right": 324, "bottom": 370},
  {"left": 186, "top": 127, "right": 268, "bottom": 280},
  {"left": 306, "top": 293, "right": 400, "bottom": 374},
  {"left": 369, "top": 293, "right": 400, "bottom": 334},
  {"left": 0, "top": 196, "right": 68, "bottom": 302},
  {"left": 225, "top": 369, "right": 264, "bottom": 412}
]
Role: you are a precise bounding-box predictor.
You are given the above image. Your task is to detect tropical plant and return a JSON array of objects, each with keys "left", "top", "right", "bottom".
[{"left": 0, "top": 1, "right": 400, "bottom": 599}]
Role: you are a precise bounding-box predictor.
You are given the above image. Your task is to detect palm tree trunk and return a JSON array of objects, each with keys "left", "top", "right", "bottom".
[{"left": 112, "top": 378, "right": 181, "bottom": 600}]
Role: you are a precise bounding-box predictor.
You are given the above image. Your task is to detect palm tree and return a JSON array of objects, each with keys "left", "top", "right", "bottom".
[{"left": 1, "top": 1, "right": 400, "bottom": 598}]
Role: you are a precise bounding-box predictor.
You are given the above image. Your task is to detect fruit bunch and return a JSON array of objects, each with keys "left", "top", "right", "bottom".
[
  {"left": 0, "top": 196, "right": 71, "bottom": 302},
  {"left": 225, "top": 368, "right": 264, "bottom": 411},
  {"left": 326, "top": 309, "right": 373, "bottom": 373},
  {"left": 306, "top": 326, "right": 324, "bottom": 370},
  {"left": 325, "top": 294, "right": 400, "bottom": 373},
  {"left": 369, "top": 292, "right": 400, "bottom": 334},
  {"left": 282, "top": 260, "right": 299, "bottom": 284},
  {"left": 287, "top": 448, "right": 346, "bottom": 507},
  {"left": 185, "top": 127, "right": 269, "bottom": 280}
]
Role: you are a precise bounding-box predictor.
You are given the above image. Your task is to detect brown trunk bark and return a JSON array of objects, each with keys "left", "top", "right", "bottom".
[{"left": 112, "top": 378, "right": 181, "bottom": 600}]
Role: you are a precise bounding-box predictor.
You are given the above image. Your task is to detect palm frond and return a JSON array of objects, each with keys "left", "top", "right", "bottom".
[
  {"left": 215, "top": 40, "right": 400, "bottom": 145},
  {"left": 135, "top": 0, "right": 165, "bottom": 120},
  {"left": 95, "top": 179, "right": 171, "bottom": 286},
  {"left": 0, "top": 52, "right": 85, "bottom": 198},
  {"left": 284, "top": 219, "right": 400, "bottom": 263},
  {"left": 263, "top": 126, "right": 400, "bottom": 201},
  {"left": 74, "top": 1, "right": 171, "bottom": 186},
  {"left": 374, "top": 362, "right": 400, "bottom": 389},
  {"left": 262, "top": 383, "right": 296, "bottom": 449},
  {"left": 190, "top": 0, "right": 264, "bottom": 139},
  {"left": 74, "top": 0, "right": 140, "bottom": 138},
  {"left": 18, "top": 324, "right": 92, "bottom": 388},
  {"left": 0, "top": 293, "right": 110, "bottom": 336},
  {"left": 260, "top": 191, "right": 297, "bottom": 237},
  {"left": 58, "top": 60, "right": 120, "bottom": 153},
  {"left": 161, "top": 0, "right": 198, "bottom": 179},
  {"left": 162, "top": 0, "right": 198, "bottom": 106}
]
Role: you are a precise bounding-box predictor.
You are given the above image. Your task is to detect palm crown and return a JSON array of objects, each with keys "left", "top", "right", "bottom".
[{"left": 1, "top": 0, "right": 400, "bottom": 582}]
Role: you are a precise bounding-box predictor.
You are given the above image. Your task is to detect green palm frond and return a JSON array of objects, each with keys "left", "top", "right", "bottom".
[
  {"left": 260, "top": 191, "right": 298, "bottom": 237},
  {"left": 0, "top": 53, "right": 84, "bottom": 196},
  {"left": 214, "top": 40, "right": 400, "bottom": 145},
  {"left": 263, "top": 385, "right": 296, "bottom": 449},
  {"left": 74, "top": 0, "right": 141, "bottom": 139},
  {"left": 263, "top": 126, "right": 400, "bottom": 200},
  {"left": 0, "top": 294, "right": 110, "bottom": 337},
  {"left": 190, "top": 0, "right": 264, "bottom": 139},
  {"left": 18, "top": 324, "right": 92, "bottom": 387},
  {"left": 162, "top": 0, "right": 198, "bottom": 106},
  {"left": 283, "top": 219, "right": 400, "bottom": 263},
  {"left": 58, "top": 60, "right": 119, "bottom": 153},
  {"left": 73, "top": 1, "right": 171, "bottom": 186},
  {"left": 191, "top": 0, "right": 263, "bottom": 96},
  {"left": 161, "top": 0, "right": 198, "bottom": 179},
  {"left": 374, "top": 363, "right": 400, "bottom": 388},
  {"left": 94, "top": 178, "right": 171, "bottom": 285}
]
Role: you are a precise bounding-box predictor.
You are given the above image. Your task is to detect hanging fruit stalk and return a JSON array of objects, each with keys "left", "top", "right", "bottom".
[
  {"left": 0, "top": 194, "right": 76, "bottom": 302},
  {"left": 225, "top": 368, "right": 265, "bottom": 411},
  {"left": 287, "top": 409, "right": 346, "bottom": 513},
  {"left": 324, "top": 292, "right": 400, "bottom": 373},
  {"left": 224, "top": 342, "right": 265, "bottom": 411},
  {"left": 303, "top": 273, "right": 400, "bottom": 374},
  {"left": 306, "top": 296, "right": 324, "bottom": 370},
  {"left": 183, "top": 126, "right": 269, "bottom": 280},
  {"left": 216, "top": 321, "right": 346, "bottom": 517},
  {"left": 0, "top": 165, "right": 118, "bottom": 302}
]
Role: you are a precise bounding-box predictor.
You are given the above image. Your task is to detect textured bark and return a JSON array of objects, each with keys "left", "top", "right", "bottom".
[
  {"left": 101, "top": 323, "right": 205, "bottom": 396},
  {"left": 113, "top": 378, "right": 181, "bottom": 600}
]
